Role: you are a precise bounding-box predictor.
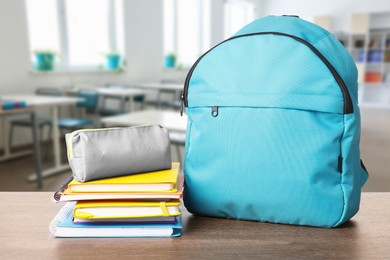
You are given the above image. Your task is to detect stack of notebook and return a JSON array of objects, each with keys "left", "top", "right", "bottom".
[{"left": 50, "top": 162, "right": 183, "bottom": 238}]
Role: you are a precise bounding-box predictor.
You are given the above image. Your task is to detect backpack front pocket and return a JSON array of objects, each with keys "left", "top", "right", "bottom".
[{"left": 184, "top": 106, "right": 345, "bottom": 227}]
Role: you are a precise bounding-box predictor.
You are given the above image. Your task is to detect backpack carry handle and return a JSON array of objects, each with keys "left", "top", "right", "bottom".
[{"left": 282, "top": 15, "right": 300, "bottom": 18}]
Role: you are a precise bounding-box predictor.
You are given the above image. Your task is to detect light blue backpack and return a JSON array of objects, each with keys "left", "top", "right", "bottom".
[{"left": 181, "top": 16, "right": 368, "bottom": 228}]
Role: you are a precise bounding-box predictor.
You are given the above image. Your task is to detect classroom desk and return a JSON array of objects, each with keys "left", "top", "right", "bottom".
[
  {"left": 1, "top": 95, "right": 80, "bottom": 182},
  {"left": 130, "top": 82, "right": 183, "bottom": 108},
  {"left": 101, "top": 109, "right": 187, "bottom": 133},
  {"left": 67, "top": 87, "right": 146, "bottom": 112},
  {"left": 96, "top": 87, "right": 146, "bottom": 112},
  {"left": 0, "top": 108, "right": 42, "bottom": 187},
  {"left": 0, "top": 192, "right": 389, "bottom": 259}
]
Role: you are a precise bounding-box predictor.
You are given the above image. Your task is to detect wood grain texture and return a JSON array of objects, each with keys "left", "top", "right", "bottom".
[{"left": 0, "top": 192, "right": 389, "bottom": 259}]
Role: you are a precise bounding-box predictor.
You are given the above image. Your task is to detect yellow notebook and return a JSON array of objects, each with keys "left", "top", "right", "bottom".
[
  {"left": 73, "top": 200, "right": 182, "bottom": 219},
  {"left": 68, "top": 163, "right": 179, "bottom": 193},
  {"left": 53, "top": 174, "right": 184, "bottom": 202}
]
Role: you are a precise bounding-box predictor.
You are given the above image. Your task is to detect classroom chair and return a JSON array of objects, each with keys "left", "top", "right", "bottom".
[
  {"left": 8, "top": 87, "right": 64, "bottom": 158},
  {"left": 58, "top": 90, "right": 99, "bottom": 131}
]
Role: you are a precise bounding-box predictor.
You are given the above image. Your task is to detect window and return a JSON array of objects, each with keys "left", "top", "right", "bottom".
[
  {"left": 224, "top": 0, "right": 256, "bottom": 39},
  {"left": 163, "top": 0, "right": 211, "bottom": 68},
  {"left": 26, "top": 0, "right": 124, "bottom": 71},
  {"left": 26, "top": 0, "right": 60, "bottom": 54}
]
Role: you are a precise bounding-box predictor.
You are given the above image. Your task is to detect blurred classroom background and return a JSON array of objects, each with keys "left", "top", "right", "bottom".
[{"left": 0, "top": 0, "right": 389, "bottom": 191}]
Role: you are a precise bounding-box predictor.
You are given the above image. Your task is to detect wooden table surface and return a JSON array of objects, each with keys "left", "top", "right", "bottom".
[{"left": 0, "top": 192, "right": 389, "bottom": 259}]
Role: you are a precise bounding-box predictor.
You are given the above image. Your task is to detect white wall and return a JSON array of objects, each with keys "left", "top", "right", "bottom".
[
  {"left": 123, "top": 0, "right": 163, "bottom": 82},
  {"left": 0, "top": 0, "right": 36, "bottom": 93},
  {"left": 261, "top": 0, "right": 390, "bottom": 32}
]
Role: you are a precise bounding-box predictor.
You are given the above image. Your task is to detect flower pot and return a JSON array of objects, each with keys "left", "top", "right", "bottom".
[
  {"left": 35, "top": 53, "right": 54, "bottom": 71},
  {"left": 106, "top": 54, "right": 121, "bottom": 70},
  {"left": 164, "top": 55, "right": 176, "bottom": 68}
]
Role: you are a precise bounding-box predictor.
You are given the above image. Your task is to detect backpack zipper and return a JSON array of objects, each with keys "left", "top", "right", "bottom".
[
  {"left": 180, "top": 32, "right": 353, "bottom": 115},
  {"left": 211, "top": 106, "right": 219, "bottom": 117}
]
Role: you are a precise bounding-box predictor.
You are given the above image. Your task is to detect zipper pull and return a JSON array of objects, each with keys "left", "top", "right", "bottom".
[
  {"left": 211, "top": 106, "right": 219, "bottom": 117},
  {"left": 337, "top": 155, "right": 343, "bottom": 173},
  {"left": 180, "top": 92, "right": 184, "bottom": 116}
]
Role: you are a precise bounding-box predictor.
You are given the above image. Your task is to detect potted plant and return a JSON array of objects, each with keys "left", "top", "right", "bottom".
[
  {"left": 105, "top": 52, "right": 121, "bottom": 70},
  {"left": 164, "top": 52, "right": 176, "bottom": 68},
  {"left": 33, "top": 50, "right": 57, "bottom": 71}
]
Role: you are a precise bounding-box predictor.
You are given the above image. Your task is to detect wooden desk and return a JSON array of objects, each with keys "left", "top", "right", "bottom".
[
  {"left": 101, "top": 110, "right": 187, "bottom": 133},
  {"left": 0, "top": 192, "right": 389, "bottom": 259}
]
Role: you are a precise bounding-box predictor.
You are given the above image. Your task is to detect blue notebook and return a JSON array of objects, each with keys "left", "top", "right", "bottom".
[{"left": 50, "top": 202, "right": 182, "bottom": 238}]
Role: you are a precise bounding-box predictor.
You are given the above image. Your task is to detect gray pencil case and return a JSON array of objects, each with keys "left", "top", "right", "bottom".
[{"left": 65, "top": 125, "right": 172, "bottom": 182}]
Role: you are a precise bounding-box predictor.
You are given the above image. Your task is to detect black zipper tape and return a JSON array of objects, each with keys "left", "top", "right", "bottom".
[{"left": 182, "top": 32, "right": 353, "bottom": 114}]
